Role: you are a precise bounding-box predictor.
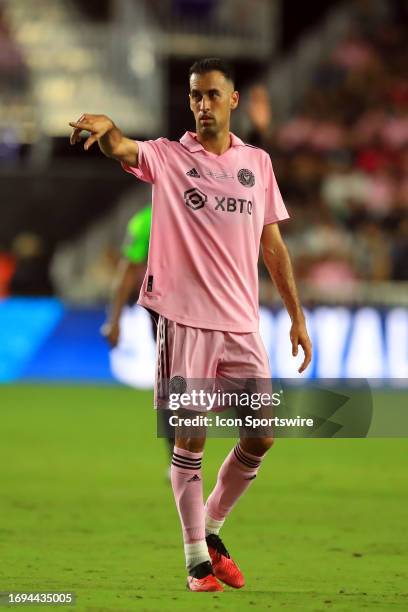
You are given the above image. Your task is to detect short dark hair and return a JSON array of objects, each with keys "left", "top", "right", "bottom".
[{"left": 189, "top": 58, "right": 235, "bottom": 87}]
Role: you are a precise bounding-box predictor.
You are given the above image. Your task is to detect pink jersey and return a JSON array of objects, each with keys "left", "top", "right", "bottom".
[{"left": 122, "top": 131, "right": 289, "bottom": 332}]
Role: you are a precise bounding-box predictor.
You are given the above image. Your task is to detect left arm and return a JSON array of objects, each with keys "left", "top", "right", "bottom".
[{"left": 261, "top": 223, "right": 312, "bottom": 373}]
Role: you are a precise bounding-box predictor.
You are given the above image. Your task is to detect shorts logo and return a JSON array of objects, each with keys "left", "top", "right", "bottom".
[
  {"left": 184, "top": 187, "right": 207, "bottom": 210},
  {"left": 237, "top": 168, "right": 255, "bottom": 187},
  {"left": 169, "top": 376, "right": 187, "bottom": 395}
]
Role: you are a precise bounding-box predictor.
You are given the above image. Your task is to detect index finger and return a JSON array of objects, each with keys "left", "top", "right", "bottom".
[
  {"left": 290, "top": 329, "right": 298, "bottom": 356},
  {"left": 69, "top": 120, "right": 94, "bottom": 145},
  {"left": 69, "top": 120, "right": 94, "bottom": 132}
]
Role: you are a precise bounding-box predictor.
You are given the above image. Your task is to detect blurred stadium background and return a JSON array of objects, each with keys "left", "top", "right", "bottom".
[
  {"left": 0, "top": 0, "right": 407, "bottom": 384},
  {"left": 1, "top": 1, "right": 407, "bottom": 609}
]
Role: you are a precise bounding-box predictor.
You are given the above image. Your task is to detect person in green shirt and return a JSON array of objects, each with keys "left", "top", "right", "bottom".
[
  {"left": 101, "top": 204, "right": 175, "bottom": 464},
  {"left": 102, "top": 204, "right": 152, "bottom": 347}
]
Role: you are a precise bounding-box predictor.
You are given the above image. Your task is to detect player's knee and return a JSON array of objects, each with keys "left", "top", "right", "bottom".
[
  {"left": 262, "top": 436, "right": 275, "bottom": 453},
  {"left": 241, "top": 436, "right": 274, "bottom": 456},
  {"left": 174, "top": 435, "right": 206, "bottom": 453},
  {"left": 255, "top": 436, "right": 274, "bottom": 456}
]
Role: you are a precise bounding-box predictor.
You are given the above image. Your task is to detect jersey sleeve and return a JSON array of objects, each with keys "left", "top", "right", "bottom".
[
  {"left": 263, "top": 154, "right": 290, "bottom": 225},
  {"left": 121, "top": 138, "right": 169, "bottom": 184}
]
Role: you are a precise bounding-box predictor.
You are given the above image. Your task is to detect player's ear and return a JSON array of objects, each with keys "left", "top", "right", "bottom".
[{"left": 230, "top": 91, "right": 239, "bottom": 111}]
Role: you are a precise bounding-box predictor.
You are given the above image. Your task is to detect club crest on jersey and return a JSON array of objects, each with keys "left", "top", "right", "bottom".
[
  {"left": 184, "top": 187, "right": 207, "bottom": 210},
  {"left": 237, "top": 168, "right": 255, "bottom": 187}
]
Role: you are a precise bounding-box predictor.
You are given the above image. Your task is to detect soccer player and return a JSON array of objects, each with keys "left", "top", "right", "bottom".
[
  {"left": 101, "top": 205, "right": 175, "bottom": 463},
  {"left": 101, "top": 204, "right": 152, "bottom": 349},
  {"left": 69, "top": 57, "right": 312, "bottom": 592}
]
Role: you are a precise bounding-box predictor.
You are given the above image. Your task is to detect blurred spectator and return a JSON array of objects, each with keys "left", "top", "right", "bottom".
[
  {"left": 321, "top": 152, "right": 369, "bottom": 219},
  {"left": 52, "top": 244, "right": 120, "bottom": 305},
  {"left": 0, "top": 126, "right": 21, "bottom": 164},
  {"left": 331, "top": 32, "right": 377, "bottom": 72},
  {"left": 0, "top": 5, "right": 28, "bottom": 92},
  {"left": 247, "top": 0, "right": 407, "bottom": 287},
  {"left": 247, "top": 84, "right": 273, "bottom": 142},
  {"left": 9, "top": 233, "right": 54, "bottom": 296},
  {"left": 172, "top": 0, "right": 217, "bottom": 19},
  {"left": 302, "top": 215, "right": 353, "bottom": 259},
  {"left": 303, "top": 256, "right": 358, "bottom": 295},
  {"left": 0, "top": 249, "right": 15, "bottom": 297},
  {"left": 353, "top": 221, "right": 392, "bottom": 281},
  {"left": 381, "top": 109, "right": 408, "bottom": 150},
  {"left": 391, "top": 218, "right": 408, "bottom": 281},
  {"left": 70, "top": 246, "right": 120, "bottom": 303}
]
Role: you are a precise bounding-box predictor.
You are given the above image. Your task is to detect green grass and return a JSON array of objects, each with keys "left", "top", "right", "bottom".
[{"left": 0, "top": 385, "right": 407, "bottom": 611}]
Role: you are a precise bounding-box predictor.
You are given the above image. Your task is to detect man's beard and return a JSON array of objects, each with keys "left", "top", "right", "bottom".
[{"left": 197, "top": 122, "right": 217, "bottom": 136}]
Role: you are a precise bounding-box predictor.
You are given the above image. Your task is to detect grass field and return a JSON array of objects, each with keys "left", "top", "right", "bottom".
[{"left": 1, "top": 385, "right": 407, "bottom": 611}]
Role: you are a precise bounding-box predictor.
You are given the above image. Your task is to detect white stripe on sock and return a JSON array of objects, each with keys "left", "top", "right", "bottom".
[
  {"left": 205, "top": 512, "right": 225, "bottom": 536},
  {"left": 184, "top": 540, "right": 210, "bottom": 571}
]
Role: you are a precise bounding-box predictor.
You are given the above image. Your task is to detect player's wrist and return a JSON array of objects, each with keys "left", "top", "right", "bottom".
[
  {"left": 100, "top": 123, "right": 122, "bottom": 154},
  {"left": 290, "top": 309, "right": 305, "bottom": 325}
]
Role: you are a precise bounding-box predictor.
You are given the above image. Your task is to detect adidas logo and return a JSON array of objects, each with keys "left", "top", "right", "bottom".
[
  {"left": 187, "top": 474, "right": 201, "bottom": 482},
  {"left": 186, "top": 167, "right": 200, "bottom": 178}
]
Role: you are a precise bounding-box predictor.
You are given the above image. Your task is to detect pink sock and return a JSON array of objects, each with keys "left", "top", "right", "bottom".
[
  {"left": 171, "top": 447, "right": 206, "bottom": 544},
  {"left": 205, "top": 443, "right": 265, "bottom": 524}
]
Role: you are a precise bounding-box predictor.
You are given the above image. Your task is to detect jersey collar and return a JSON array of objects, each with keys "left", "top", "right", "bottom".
[{"left": 179, "top": 131, "right": 245, "bottom": 153}]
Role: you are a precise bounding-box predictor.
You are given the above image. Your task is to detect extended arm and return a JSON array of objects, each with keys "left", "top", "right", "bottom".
[
  {"left": 69, "top": 114, "right": 138, "bottom": 165},
  {"left": 261, "top": 223, "right": 312, "bottom": 373}
]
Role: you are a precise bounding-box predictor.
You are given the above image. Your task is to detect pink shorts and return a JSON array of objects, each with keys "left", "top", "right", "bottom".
[{"left": 154, "top": 315, "right": 271, "bottom": 411}]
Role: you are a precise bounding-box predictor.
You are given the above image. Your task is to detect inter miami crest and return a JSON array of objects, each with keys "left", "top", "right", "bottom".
[
  {"left": 237, "top": 168, "right": 255, "bottom": 187},
  {"left": 169, "top": 376, "right": 187, "bottom": 395}
]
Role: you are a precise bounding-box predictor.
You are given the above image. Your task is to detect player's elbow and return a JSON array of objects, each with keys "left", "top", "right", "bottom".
[{"left": 261, "top": 244, "right": 279, "bottom": 270}]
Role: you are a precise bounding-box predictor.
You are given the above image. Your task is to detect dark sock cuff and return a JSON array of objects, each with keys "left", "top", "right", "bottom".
[
  {"left": 233, "top": 443, "right": 262, "bottom": 469},
  {"left": 172, "top": 449, "right": 203, "bottom": 470}
]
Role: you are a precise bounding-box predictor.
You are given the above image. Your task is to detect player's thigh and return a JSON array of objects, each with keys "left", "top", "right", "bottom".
[
  {"left": 218, "top": 330, "right": 271, "bottom": 379},
  {"left": 155, "top": 316, "right": 222, "bottom": 410}
]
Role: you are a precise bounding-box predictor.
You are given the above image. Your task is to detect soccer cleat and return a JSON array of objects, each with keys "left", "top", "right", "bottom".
[
  {"left": 206, "top": 534, "right": 245, "bottom": 589},
  {"left": 186, "top": 560, "right": 223, "bottom": 592}
]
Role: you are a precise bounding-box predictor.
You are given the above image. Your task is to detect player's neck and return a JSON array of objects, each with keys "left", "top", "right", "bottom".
[{"left": 196, "top": 130, "right": 231, "bottom": 156}]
